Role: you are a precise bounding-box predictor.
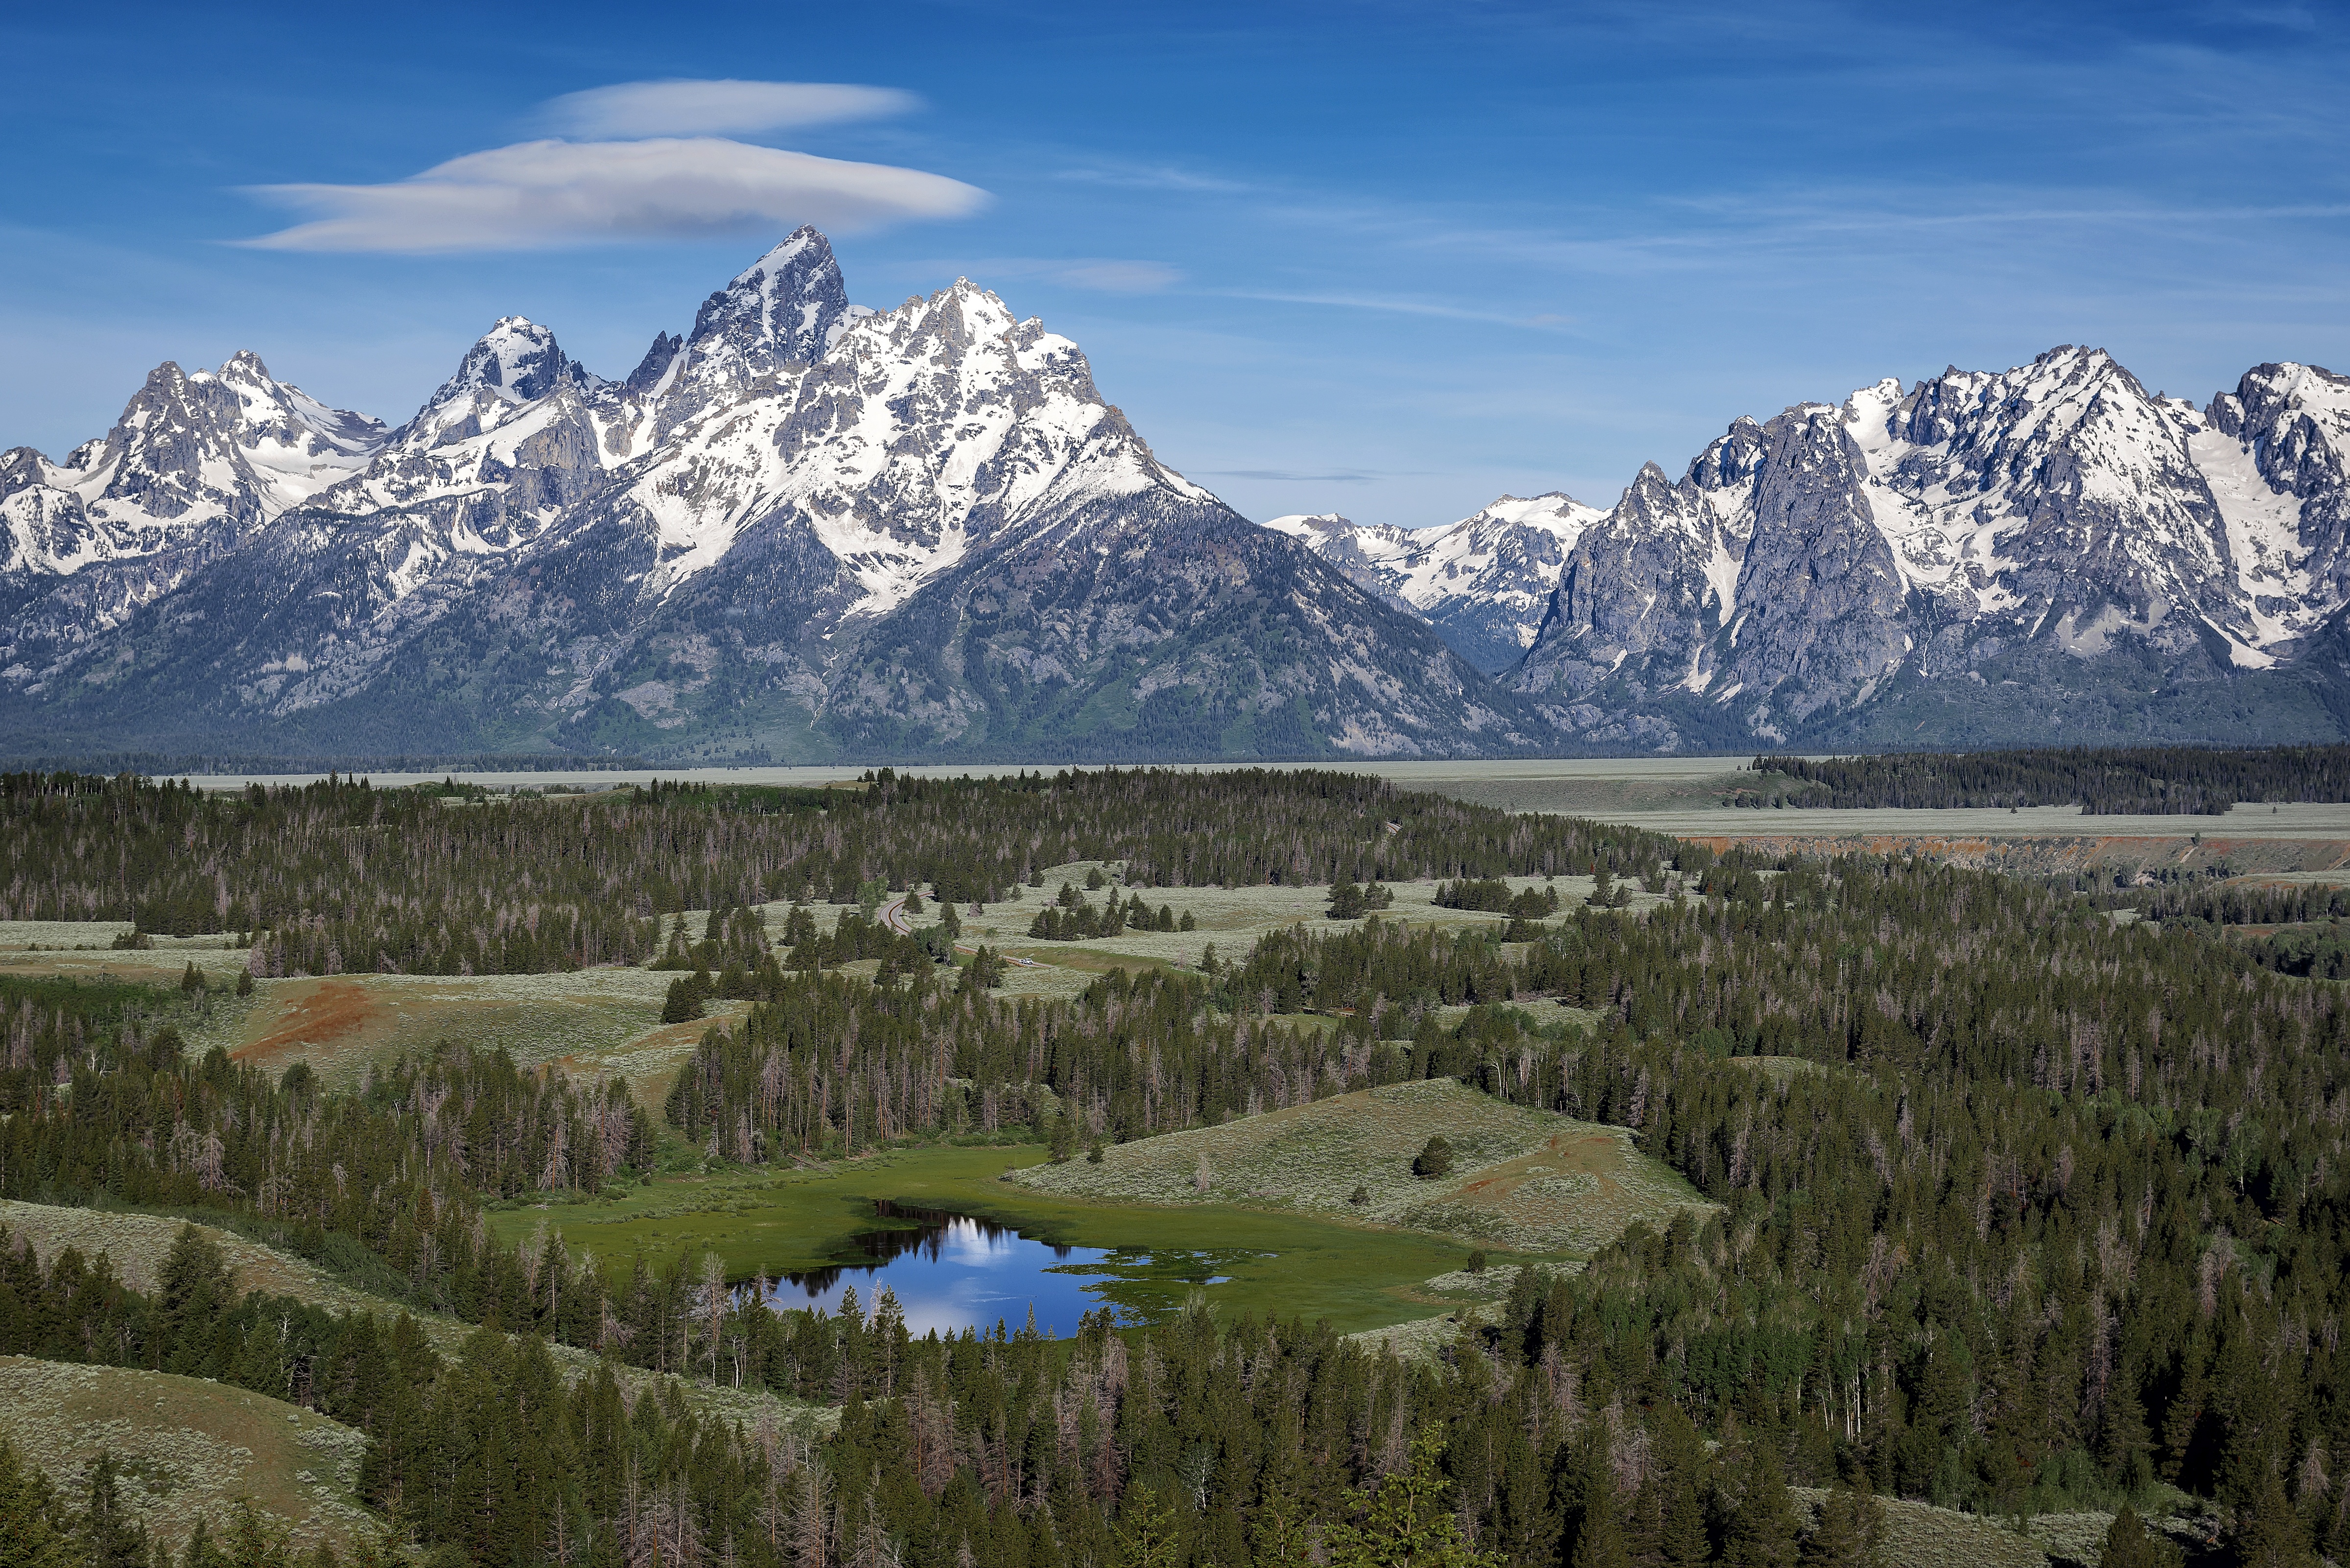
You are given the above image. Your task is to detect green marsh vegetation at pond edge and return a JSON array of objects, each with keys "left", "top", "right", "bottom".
[{"left": 486, "top": 1142, "right": 1500, "bottom": 1335}]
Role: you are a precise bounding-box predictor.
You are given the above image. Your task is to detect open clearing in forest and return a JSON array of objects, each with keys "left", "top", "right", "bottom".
[
  {"left": 1783, "top": 1488, "right": 2221, "bottom": 1568},
  {"left": 0, "top": 873, "right": 1634, "bottom": 1094},
  {"left": 0, "top": 1356, "right": 375, "bottom": 1554},
  {"left": 1013, "top": 1078, "right": 1710, "bottom": 1255},
  {"left": 501, "top": 1142, "right": 1480, "bottom": 1336},
  {"left": 967, "top": 864, "right": 1670, "bottom": 996}
]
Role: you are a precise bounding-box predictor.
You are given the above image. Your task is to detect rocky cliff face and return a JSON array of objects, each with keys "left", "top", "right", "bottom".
[{"left": 1503, "top": 349, "right": 2350, "bottom": 750}]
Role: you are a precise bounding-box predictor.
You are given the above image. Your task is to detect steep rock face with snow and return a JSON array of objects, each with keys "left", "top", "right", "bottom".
[
  {"left": 1512, "top": 347, "right": 2350, "bottom": 750},
  {"left": 0, "top": 353, "right": 386, "bottom": 672},
  {"left": 1267, "top": 492, "right": 1603, "bottom": 673},
  {"left": 0, "top": 231, "right": 1544, "bottom": 761}
]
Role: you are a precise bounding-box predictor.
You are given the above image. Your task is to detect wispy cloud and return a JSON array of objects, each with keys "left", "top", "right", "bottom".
[
  {"left": 1054, "top": 162, "right": 1255, "bottom": 194},
  {"left": 928, "top": 257, "right": 1184, "bottom": 293},
  {"left": 1198, "top": 468, "right": 1406, "bottom": 484},
  {"left": 239, "top": 139, "right": 987, "bottom": 254},
  {"left": 1218, "top": 288, "right": 1574, "bottom": 329},
  {"left": 541, "top": 80, "right": 918, "bottom": 138}
]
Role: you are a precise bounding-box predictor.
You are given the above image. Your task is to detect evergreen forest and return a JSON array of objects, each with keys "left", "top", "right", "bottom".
[
  {"left": 0, "top": 766, "right": 2342, "bottom": 1568},
  {"left": 1755, "top": 744, "right": 2350, "bottom": 815}
]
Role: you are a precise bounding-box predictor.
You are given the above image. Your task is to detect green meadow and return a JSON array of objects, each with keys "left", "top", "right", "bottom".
[{"left": 490, "top": 1142, "right": 1499, "bottom": 1335}]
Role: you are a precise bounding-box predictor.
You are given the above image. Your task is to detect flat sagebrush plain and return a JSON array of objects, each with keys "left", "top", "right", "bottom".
[{"left": 1012, "top": 1077, "right": 1710, "bottom": 1254}]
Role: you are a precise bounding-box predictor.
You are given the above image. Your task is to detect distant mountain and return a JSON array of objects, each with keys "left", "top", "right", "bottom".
[
  {"left": 0, "top": 230, "right": 1545, "bottom": 763},
  {"left": 1510, "top": 350, "right": 2350, "bottom": 751},
  {"left": 1265, "top": 493, "right": 1604, "bottom": 675},
  {"left": 1267, "top": 351, "right": 2350, "bottom": 752}
]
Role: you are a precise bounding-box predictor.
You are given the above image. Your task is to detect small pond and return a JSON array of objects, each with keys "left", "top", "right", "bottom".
[{"left": 763, "top": 1202, "right": 1256, "bottom": 1337}]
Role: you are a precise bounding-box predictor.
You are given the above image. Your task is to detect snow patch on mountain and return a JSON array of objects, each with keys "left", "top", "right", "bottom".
[{"left": 1262, "top": 492, "right": 1604, "bottom": 673}]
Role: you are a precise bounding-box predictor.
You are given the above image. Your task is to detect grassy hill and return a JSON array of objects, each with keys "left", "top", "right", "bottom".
[
  {"left": 1011, "top": 1077, "right": 1709, "bottom": 1255},
  {"left": 0, "top": 1357, "right": 374, "bottom": 1554},
  {"left": 0, "top": 1200, "right": 822, "bottom": 1434}
]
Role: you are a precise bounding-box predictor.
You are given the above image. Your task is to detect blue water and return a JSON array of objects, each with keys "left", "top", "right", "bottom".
[{"left": 762, "top": 1204, "right": 1246, "bottom": 1338}]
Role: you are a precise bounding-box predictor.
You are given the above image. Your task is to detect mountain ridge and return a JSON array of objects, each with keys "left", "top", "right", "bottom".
[
  {"left": 8, "top": 237, "right": 2350, "bottom": 761},
  {"left": 1276, "top": 349, "right": 2350, "bottom": 754},
  {"left": 0, "top": 229, "right": 1542, "bottom": 763}
]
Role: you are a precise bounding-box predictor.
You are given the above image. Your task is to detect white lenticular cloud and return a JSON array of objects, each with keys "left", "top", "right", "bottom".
[
  {"left": 542, "top": 79, "right": 919, "bottom": 138},
  {"left": 239, "top": 138, "right": 988, "bottom": 254}
]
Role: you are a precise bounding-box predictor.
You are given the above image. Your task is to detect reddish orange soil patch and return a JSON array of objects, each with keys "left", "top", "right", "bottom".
[
  {"left": 236, "top": 979, "right": 394, "bottom": 1070},
  {"left": 1458, "top": 1130, "right": 1627, "bottom": 1204}
]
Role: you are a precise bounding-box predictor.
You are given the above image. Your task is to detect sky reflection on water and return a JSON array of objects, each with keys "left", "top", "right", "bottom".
[{"left": 761, "top": 1206, "right": 1239, "bottom": 1338}]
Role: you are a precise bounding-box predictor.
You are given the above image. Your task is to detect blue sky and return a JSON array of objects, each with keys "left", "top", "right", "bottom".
[{"left": 4, "top": 0, "right": 2346, "bottom": 527}]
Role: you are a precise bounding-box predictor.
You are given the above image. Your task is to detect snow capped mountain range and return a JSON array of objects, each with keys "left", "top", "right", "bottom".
[
  {"left": 0, "top": 229, "right": 1536, "bottom": 762},
  {"left": 6, "top": 230, "right": 2350, "bottom": 761},
  {"left": 1278, "top": 348, "right": 2350, "bottom": 752}
]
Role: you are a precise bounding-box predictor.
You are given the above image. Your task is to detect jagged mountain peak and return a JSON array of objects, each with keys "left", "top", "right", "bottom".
[
  {"left": 624, "top": 331, "right": 683, "bottom": 395},
  {"left": 394, "top": 317, "right": 600, "bottom": 450},
  {"left": 1462, "top": 493, "right": 1603, "bottom": 537},
  {"left": 456, "top": 318, "right": 588, "bottom": 398},
  {"left": 679, "top": 224, "right": 853, "bottom": 383}
]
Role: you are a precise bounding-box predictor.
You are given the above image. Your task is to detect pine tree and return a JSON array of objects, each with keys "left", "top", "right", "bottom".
[
  {"left": 1323, "top": 1430, "right": 1501, "bottom": 1568},
  {"left": 156, "top": 1225, "right": 234, "bottom": 1377},
  {"left": 1801, "top": 1485, "right": 1882, "bottom": 1567},
  {"left": 2099, "top": 1505, "right": 2164, "bottom": 1568},
  {"left": 2234, "top": 1469, "right": 2318, "bottom": 1568},
  {"left": 218, "top": 1501, "right": 293, "bottom": 1568},
  {"left": 0, "top": 1434, "right": 73, "bottom": 1568},
  {"left": 76, "top": 1453, "right": 144, "bottom": 1568},
  {"left": 1723, "top": 1441, "right": 1800, "bottom": 1568},
  {"left": 1111, "top": 1484, "right": 1179, "bottom": 1568},
  {"left": 1567, "top": 1440, "right": 1629, "bottom": 1568}
]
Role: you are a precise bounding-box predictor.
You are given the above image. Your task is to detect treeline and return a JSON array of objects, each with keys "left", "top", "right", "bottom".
[
  {"left": 662, "top": 963, "right": 1423, "bottom": 1159},
  {"left": 0, "top": 751, "right": 647, "bottom": 779},
  {"left": 0, "top": 767, "right": 1678, "bottom": 977},
  {"left": 1758, "top": 743, "right": 2350, "bottom": 814},
  {"left": 2142, "top": 879, "right": 2350, "bottom": 928}
]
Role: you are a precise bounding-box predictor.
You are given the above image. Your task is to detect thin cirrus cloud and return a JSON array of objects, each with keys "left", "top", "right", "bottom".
[
  {"left": 932, "top": 257, "right": 1184, "bottom": 293},
  {"left": 540, "top": 79, "right": 919, "bottom": 138},
  {"left": 238, "top": 137, "right": 988, "bottom": 255}
]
